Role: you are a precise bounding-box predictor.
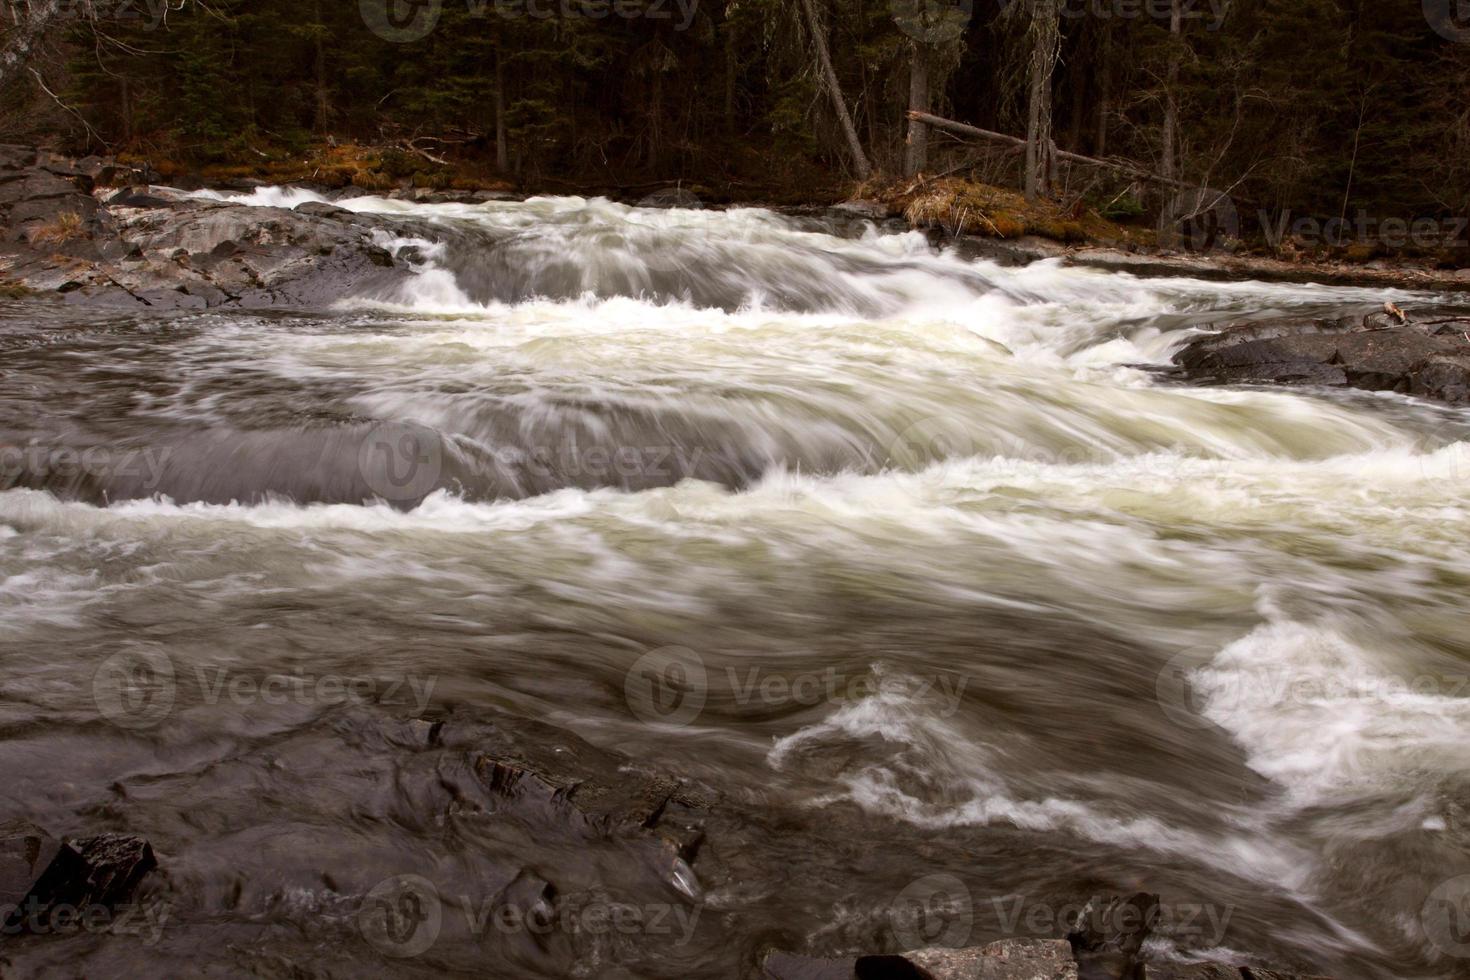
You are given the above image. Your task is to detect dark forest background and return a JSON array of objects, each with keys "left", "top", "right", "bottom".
[{"left": 3, "top": 0, "right": 1469, "bottom": 231}]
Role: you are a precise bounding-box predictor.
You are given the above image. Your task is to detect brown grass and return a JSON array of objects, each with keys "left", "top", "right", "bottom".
[
  {"left": 28, "top": 211, "right": 87, "bottom": 246},
  {"left": 856, "top": 175, "right": 1153, "bottom": 248}
]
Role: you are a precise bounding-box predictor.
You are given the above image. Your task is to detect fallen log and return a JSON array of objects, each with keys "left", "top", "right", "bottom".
[{"left": 906, "top": 111, "right": 1194, "bottom": 191}]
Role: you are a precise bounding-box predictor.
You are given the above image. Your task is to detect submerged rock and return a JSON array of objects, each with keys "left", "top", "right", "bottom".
[{"left": 1065, "top": 893, "right": 1157, "bottom": 980}]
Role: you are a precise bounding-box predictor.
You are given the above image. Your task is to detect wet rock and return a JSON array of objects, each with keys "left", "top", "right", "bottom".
[
  {"left": 763, "top": 941, "right": 1080, "bottom": 980},
  {"left": 1147, "top": 967, "right": 1331, "bottom": 980},
  {"left": 762, "top": 951, "right": 859, "bottom": 979},
  {"left": 106, "top": 189, "right": 175, "bottom": 209},
  {"left": 0, "top": 822, "right": 78, "bottom": 913},
  {"left": 476, "top": 754, "right": 708, "bottom": 858},
  {"left": 293, "top": 201, "right": 350, "bottom": 218},
  {"left": 1173, "top": 304, "right": 1470, "bottom": 402},
  {"left": 1065, "top": 893, "right": 1157, "bottom": 980},
  {"left": 908, "top": 940, "right": 1079, "bottom": 979},
  {"left": 0, "top": 822, "right": 156, "bottom": 932},
  {"left": 0, "top": 147, "right": 432, "bottom": 308}
]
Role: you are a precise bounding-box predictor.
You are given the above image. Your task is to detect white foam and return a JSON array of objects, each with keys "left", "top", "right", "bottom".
[{"left": 1193, "top": 619, "right": 1470, "bottom": 806}]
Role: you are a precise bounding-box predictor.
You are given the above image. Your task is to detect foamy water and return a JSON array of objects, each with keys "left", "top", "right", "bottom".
[{"left": 1, "top": 193, "right": 1468, "bottom": 978}]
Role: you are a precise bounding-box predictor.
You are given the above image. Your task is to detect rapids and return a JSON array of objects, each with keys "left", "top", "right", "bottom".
[{"left": 1, "top": 193, "right": 1468, "bottom": 978}]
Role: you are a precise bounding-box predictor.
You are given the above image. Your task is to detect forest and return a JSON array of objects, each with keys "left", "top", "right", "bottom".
[{"left": 3, "top": 0, "right": 1470, "bottom": 243}]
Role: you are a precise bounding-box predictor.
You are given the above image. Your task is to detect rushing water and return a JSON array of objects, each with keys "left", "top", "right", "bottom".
[{"left": 2, "top": 192, "right": 1469, "bottom": 978}]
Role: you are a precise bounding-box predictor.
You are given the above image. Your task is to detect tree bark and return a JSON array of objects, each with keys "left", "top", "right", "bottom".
[
  {"left": 313, "top": 0, "right": 330, "bottom": 134},
  {"left": 1023, "top": 3, "right": 1059, "bottom": 200},
  {"left": 723, "top": 10, "right": 737, "bottom": 136},
  {"left": 495, "top": 42, "right": 510, "bottom": 173},
  {"left": 796, "top": 0, "right": 872, "bottom": 181},
  {"left": 1096, "top": 21, "right": 1112, "bottom": 157},
  {"left": 0, "top": 0, "right": 65, "bottom": 95},
  {"left": 1160, "top": 0, "right": 1182, "bottom": 186},
  {"left": 903, "top": 43, "right": 930, "bottom": 177}
]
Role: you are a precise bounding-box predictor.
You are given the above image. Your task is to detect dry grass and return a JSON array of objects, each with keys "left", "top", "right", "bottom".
[
  {"left": 857, "top": 175, "right": 1152, "bottom": 248},
  {"left": 28, "top": 211, "right": 87, "bottom": 246}
]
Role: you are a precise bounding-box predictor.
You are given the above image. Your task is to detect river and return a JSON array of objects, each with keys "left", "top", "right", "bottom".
[{"left": 1, "top": 192, "right": 1468, "bottom": 978}]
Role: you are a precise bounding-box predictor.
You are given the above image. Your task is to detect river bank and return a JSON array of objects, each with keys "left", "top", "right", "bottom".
[
  {"left": 7, "top": 145, "right": 1470, "bottom": 307},
  {"left": 3, "top": 148, "right": 1470, "bottom": 977}
]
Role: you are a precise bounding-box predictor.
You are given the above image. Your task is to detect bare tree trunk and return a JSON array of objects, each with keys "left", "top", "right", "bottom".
[
  {"left": 495, "top": 43, "right": 510, "bottom": 173},
  {"left": 313, "top": 0, "right": 329, "bottom": 134},
  {"left": 1024, "top": 3, "right": 1059, "bottom": 200},
  {"left": 796, "top": 0, "right": 872, "bottom": 181},
  {"left": 120, "top": 75, "right": 133, "bottom": 144},
  {"left": 1096, "top": 21, "right": 1112, "bottom": 157},
  {"left": 0, "top": 0, "right": 65, "bottom": 94},
  {"left": 1160, "top": 0, "right": 1182, "bottom": 186},
  {"left": 903, "top": 43, "right": 930, "bottom": 177},
  {"left": 723, "top": 12, "right": 737, "bottom": 136}
]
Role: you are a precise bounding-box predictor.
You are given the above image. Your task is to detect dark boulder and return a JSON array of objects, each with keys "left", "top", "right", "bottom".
[
  {"left": 1173, "top": 305, "right": 1470, "bottom": 402},
  {"left": 106, "top": 189, "right": 175, "bottom": 209},
  {"left": 0, "top": 821, "right": 156, "bottom": 933}
]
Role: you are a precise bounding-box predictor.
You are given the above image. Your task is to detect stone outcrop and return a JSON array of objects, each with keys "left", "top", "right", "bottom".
[
  {"left": 0, "top": 821, "right": 157, "bottom": 932},
  {"left": 0, "top": 145, "right": 439, "bottom": 309},
  {"left": 1172, "top": 304, "right": 1470, "bottom": 402}
]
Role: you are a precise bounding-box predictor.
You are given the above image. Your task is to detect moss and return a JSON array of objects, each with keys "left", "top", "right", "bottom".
[{"left": 0, "top": 280, "right": 33, "bottom": 299}]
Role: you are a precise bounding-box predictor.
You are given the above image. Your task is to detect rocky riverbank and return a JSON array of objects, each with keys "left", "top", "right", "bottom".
[
  {"left": 1169, "top": 304, "right": 1470, "bottom": 404},
  {"left": 0, "top": 702, "right": 1336, "bottom": 979},
  {"left": 7, "top": 146, "right": 1470, "bottom": 316}
]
